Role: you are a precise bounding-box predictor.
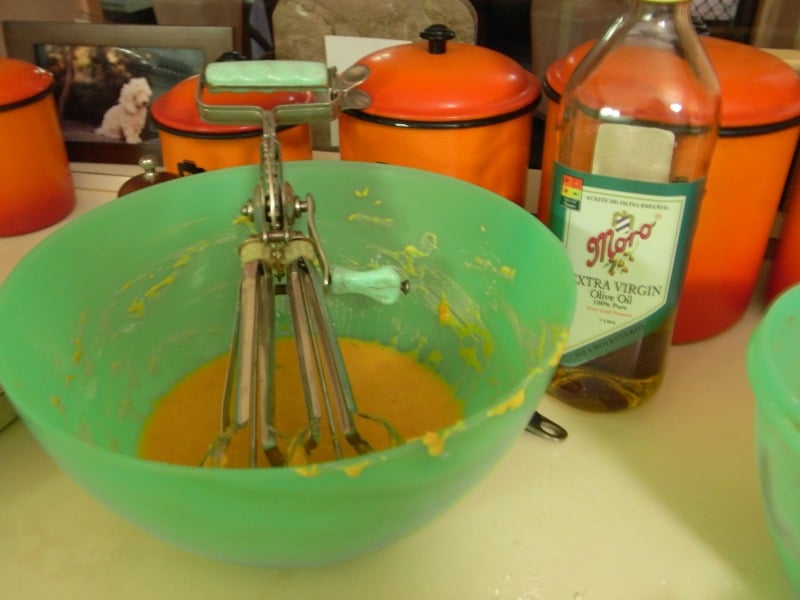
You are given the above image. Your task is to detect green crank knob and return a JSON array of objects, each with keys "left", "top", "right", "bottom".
[{"left": 330, "top": 265, "right": 409, "bottom": 305}]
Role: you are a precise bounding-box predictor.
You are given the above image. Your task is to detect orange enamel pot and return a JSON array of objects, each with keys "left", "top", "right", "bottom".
[
  {"left": 338, "top": 24, "right": 541, "bottom": 207},
  {"left": 540, "top": 37, "right": 800, "bottom": 343},
  {"left": 767, "top": 152, "right": 800, "bottom": 303},
  {"left": 150, "top": 74, "right": 313, "bottom": 176},
  {"left": 0, "top": 58, "right": 75, "bottom": 236}
]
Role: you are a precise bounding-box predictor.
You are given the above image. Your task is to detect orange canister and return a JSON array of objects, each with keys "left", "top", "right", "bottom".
[
  {"left": 338, "top": 24, "right": 541, "bottom": 206},
  {"left": 150, "top": 75, "right": 313, "bottom": 176},
  {"left": 539, "top": 37, "right": 800, "bottom": 343},
  {"left": 0, "top": 58, "right": 75, "bottom": 236},
  {"left": 767, "top": 150, "right": 800, "bottom": 302}
]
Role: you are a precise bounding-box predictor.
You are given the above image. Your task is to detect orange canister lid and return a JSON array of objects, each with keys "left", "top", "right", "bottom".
[
  {"left": 0, "top": 58, "right": 54, "bottom": 111},
  {"left": 150, "top": 74, "right": 314, "bottom": 137},
  {"left": 545, "top": 37, "right": 800, "bottom": 132},
  {"left": 351, "top": 24, "right": 540, "bottom": 123}
]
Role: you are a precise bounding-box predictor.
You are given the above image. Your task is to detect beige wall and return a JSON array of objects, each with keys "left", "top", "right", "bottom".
[
  {"left": 0, "top": 0, "right": 102, "bottom": 57},
  {"left": 753, "top": 0, "right": 800, "bottom": 49}
]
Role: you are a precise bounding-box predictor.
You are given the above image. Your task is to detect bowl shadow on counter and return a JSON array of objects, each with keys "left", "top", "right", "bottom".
[{"left": 557, "top": 309, "right": 794, "bottom": 599}]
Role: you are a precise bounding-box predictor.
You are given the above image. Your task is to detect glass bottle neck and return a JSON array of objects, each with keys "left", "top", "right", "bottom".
[
  {"left": 626, "top": 0, "right": 691, "bottom": 23},
  {"left": 606, "top": 0, "right": 693, "bottom": 48}
]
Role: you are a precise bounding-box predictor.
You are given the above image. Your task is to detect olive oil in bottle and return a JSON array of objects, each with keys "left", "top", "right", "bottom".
[{"left": 547, "top": 0, "right": 720, "bottom": 411}]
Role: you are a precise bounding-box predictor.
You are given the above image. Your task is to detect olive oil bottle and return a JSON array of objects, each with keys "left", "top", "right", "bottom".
[{"left": 547, "top": 0, "right": 720, "bottom": 411}]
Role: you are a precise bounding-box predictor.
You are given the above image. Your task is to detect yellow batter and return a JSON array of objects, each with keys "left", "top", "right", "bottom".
[{"left": 138, "top": 337, "right": 463, "bottom": 468}]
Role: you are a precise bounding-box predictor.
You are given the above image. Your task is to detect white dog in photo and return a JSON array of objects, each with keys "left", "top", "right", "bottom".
[{"left": 95, "top": 77, "right": 152, "bottom": 144}]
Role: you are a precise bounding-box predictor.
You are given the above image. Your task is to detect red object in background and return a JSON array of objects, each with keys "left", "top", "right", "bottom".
[
  {"left": 150, "top": 74, "right": 313, "bottom": 176},
  {"left": 540, "top": 38, "right": 800, "bottom": 344},
  {"left": 767, "top": 152, "right": 800, "bottom": 303},
  {"left": 338, "top": 25, "right": 541, "bottom": 207},
  {"left": 0, "top": 58, "right": 75, "bottom": 237}
]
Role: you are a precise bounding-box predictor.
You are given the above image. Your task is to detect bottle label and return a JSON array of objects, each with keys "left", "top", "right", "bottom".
[{"left": 550, "top": 162, "right": 704, "bottom": 366}]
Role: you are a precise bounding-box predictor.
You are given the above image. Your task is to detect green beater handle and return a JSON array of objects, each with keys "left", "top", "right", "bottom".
[
  {"left": 330, "top": 266, "right": 407, "bottom": 305},
  {"left": 199, "top": 60, "right": 337, "bottom": 126},
  {"left": 204, "top": 60, "right": 330, "bottom": 91}
]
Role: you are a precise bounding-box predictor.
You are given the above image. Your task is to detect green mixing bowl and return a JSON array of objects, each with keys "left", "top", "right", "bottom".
[
  {"left": 748, "top": 284, "right": 800, "bottom": 594},
  {"left": 0, "top": 161, "right": 575, "bottom": 566}
]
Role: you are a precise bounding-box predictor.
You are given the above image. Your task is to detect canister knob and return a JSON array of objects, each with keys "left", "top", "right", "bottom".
[
  {"left": 420, "top": 24, "right": 455, "bottom": 55},
  {"left": 117, "top": 155, "right": 178, "bottom": 197}
]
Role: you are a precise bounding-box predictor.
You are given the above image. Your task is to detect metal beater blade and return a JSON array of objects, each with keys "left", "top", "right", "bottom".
[{"left": 286, "top": 259, "right": 373, "bottom": 460}]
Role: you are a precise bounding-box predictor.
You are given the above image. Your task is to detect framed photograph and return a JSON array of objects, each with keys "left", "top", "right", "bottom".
[{"left": 3, "top": 21, "right": 234, "bottom": 164}]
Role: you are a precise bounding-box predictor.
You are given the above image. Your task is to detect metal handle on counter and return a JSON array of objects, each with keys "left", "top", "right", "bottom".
[{"left": 526, "top": 411, "right": 568, "bottom": 442}]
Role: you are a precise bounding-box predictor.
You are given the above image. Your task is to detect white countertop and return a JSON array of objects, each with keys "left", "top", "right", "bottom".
[{"left": 0, "top": 161, "right": 794, "bottom": 599}]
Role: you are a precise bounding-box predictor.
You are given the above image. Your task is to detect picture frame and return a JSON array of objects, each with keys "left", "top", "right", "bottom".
[{"left": 3, "top": 21, "right": 234, "bottom": 164}]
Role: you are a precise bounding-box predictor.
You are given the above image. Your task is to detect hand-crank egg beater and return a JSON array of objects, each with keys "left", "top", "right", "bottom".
[{"left": 194, "top": 59, "right": 410, "bottom": 468}]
